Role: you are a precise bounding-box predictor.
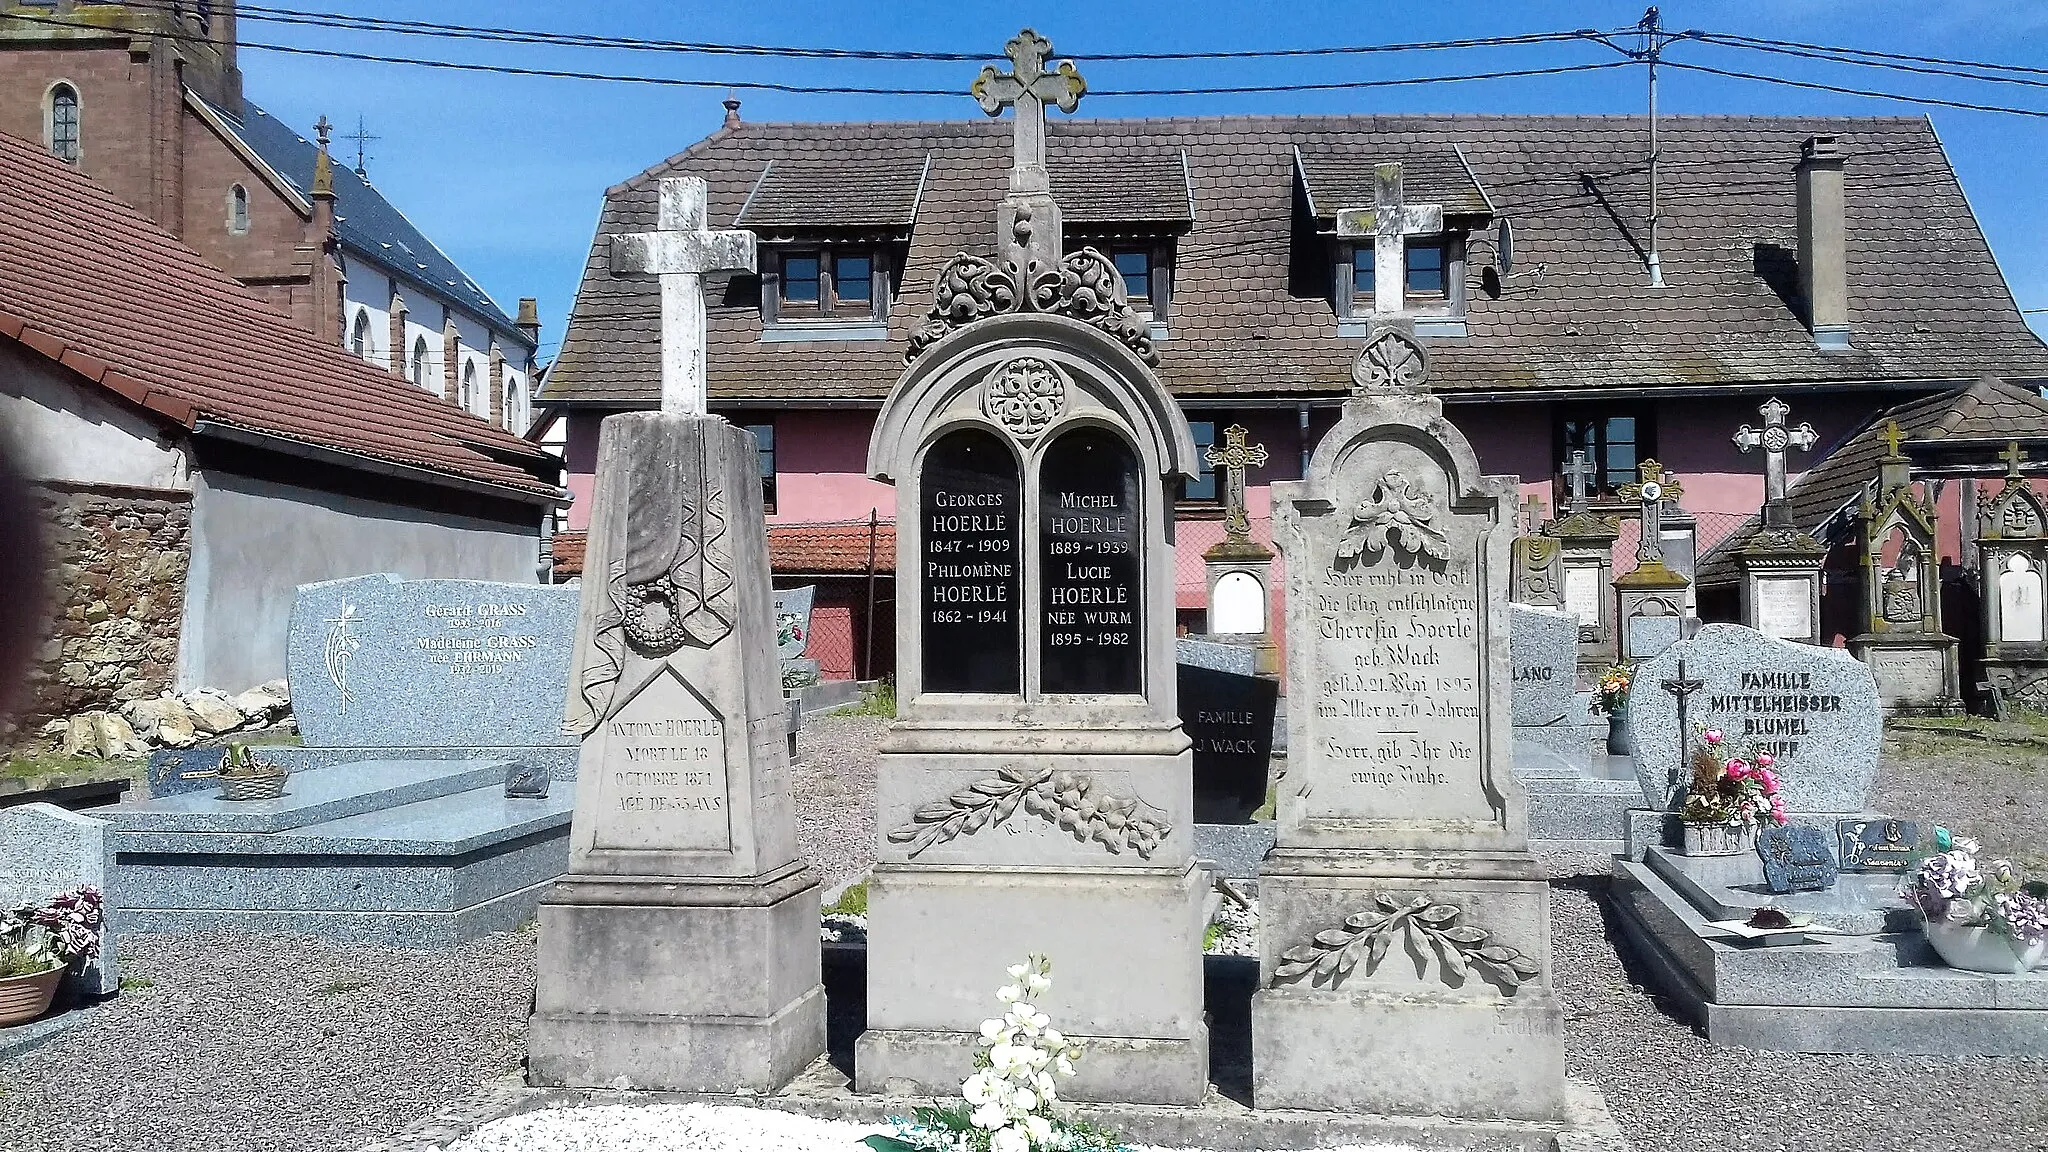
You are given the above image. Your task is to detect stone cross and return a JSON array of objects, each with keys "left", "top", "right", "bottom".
[
  {"left": 1562, "top": 450, "right": 1598, "bottom": 514},
  {"left": 1334, "top": 162, "right": 1444, "bottom": 314},
  {"left": 1205, "top": 424, "right": 1269, "bottom": 542},
  {"left": 1519, "top": 493, "right": 1546, "bottom": 534},
  {"left": 610, "top": 176, "right": 757, "bottom": 417},
  {"left": 1732, "top": 397, "right": 1819, "bottom": 507},
  {"left": 1617, "top": 460, "right": 1684, "bottom": 565},
  {"left": 2002, "top": 440, "right": 2027, "bottom": 479},
  {"left": 1879, "top": 419, "right": 1907, "bottom": 459},
  {"left": 972, "top": 28, "right": 1085, "bottom": 195}
]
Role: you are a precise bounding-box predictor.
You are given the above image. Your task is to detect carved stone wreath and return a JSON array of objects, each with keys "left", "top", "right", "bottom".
[
  {"left": 983, "top": 356, "right": 1067, "bottom": 439},
  {"left": 888, "top": 764, "right": 1170, "bottom": 859},
  {"left": 1338, "top": 468, "right": 1451, "bottom": 563},
  {"left": 1351, "top": 327, "right": 1431, "bottom": 394},
  {"left": 906, "top": 247, "right": 1159, "bottom": 366},
  {"left": 1273, "top": 893, "right": 1541, "bottom": 991}
]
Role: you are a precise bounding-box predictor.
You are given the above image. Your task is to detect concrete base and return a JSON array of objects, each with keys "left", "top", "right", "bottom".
[
  {"left": 527, "top": 865, "right": 825, "bottom": 1093},
  {"left": 856, "top": 860, "right": 1210, "bottom": 1106}
]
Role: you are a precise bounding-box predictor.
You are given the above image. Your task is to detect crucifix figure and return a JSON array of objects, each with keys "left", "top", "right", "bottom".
[
  {"left": 1661, "top": 658, "right": 1706, "bottom": 805},
  {"left": 1335, "top": 162, "right": 1444, "bottom": 314},
  {"left": 1616, "top": 459, "right": 1685, "bottom": 565},
  {"left": 1733, "top": 397, "right": 1819, "bottom": 527},
  {"left": 1562, "top": 450, "right": 1598, "bottom": 515},
  {"left": 1205, "top": 424, "right": 1269, "bottom": 543},
  {"left": 611, "top": 176, "right": 757, "bottom": 416},
  {"left": 972, "top": 28, "right": 1085, "bottom": 195}
]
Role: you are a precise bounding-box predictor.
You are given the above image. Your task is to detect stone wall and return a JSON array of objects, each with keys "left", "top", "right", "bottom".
[{"left": 18, "top": 481, "right": 192, "bottom": 733}]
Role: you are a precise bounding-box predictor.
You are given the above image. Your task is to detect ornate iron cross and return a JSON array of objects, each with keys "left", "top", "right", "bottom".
[
  {"left": 1205, "top": 424, "right": 1269, "bottom": 543},
  {"left": 971, "top": 28, "right": 1085, "bottom": 195},
  {"left": 610, "top": 177, "right": 758, "bottom": 416},
  {"left": 1661, "top": 658, "right": 1705, "bottom": 805},
  {"left": 1732, "top": 397, "right": 1819, "bottom": 507},
  {"left": 1562, "top": 450, "right": 1598, "bottom": 514},
  {"left": 1616, "top": 460, "right": 1685, "bottom": 565},
  {"left": 1334, "top": 163, "right": 1444, "bottom": 314}
]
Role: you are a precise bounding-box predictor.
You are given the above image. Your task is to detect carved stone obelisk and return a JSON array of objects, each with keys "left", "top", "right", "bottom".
[{"left": 526, "top": 177, "right": 825, "bottom": 1092}]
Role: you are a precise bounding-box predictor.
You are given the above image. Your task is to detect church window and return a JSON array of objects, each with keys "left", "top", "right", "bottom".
[
  {"left": 228, "top": 185, "right": 250, "bottom": 235},
  {"left": 460, "top": 362, "right": 478, "bottom": 412},
  {"left": 1556, "top": 407, "right": 1656, "bottom": 496},
  {"left": 506, "top": 377, "right": 525, "bottom": 431},
  {"left": 350, "top": 310, "right": 372, "bottom": 361},
  {"left": 410, "top": 335, "right": 430, "bottom": 388},
  {"left": 47, "top": 84, "right": 80, "bottom": 164}
]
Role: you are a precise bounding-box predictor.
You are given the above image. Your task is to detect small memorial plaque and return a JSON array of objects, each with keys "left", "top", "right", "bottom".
[
  {"left": 1040, "top": 428, "right": 1143, "bottom": 694},
  {"left": 504, "top": 762, "right": 550, "bottom": 799},
  {"left": 1836, "top": 817, "right": 1922, "bottom": 872},
  {"left": 921, "top": 430, "right": 1022, "bottom": 693},
  {"left": 1755, "top": 578, "right": 1813, "bottom": 641},
  {"left": 1179, "top": 662, "right": 1279, "bottom": 823},
  {"left": 1757, "top": 824, "right": 1839, "bottom": 894},
  {"left": 1563, "top": 566, "right": 1602, "bottom": 630}
]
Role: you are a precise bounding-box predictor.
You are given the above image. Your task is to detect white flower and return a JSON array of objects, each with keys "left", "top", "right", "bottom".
[
  {"left": 964, "top": 1071, "right": 999, "bottom": 1106},
  {"left": 991, "top": 1125, "right": 1030, "bottom": 1152},
  {"left": 989, "top": 1042, "right": 1022, "bottom": 1072},
  {"left": 1022, "top": 1007, "right": 1050, "bottom": 1031},
  {"left": 1957, "top": 837, "right": 1982, "bottom": 856},
  {"left": 1054, "top": 1054, "right": 1076, "bottom": 1078},
  {"left": 1024, "top": 1115, "right": 1056, "bottom": 1144},
  {"left": 971, "top": 1102, "right": 1006, "bottom": 1130},
  {"left": 1025, "top": 972, "right": 1051, "bottom": 995},
  {"left": 997, "top": 984, "right": 1022, "bottom": 1004},
  {"left": 1034, "top": 1070, "right": 1057, "bottom": 1098},
  {"left": 980, "top": 1018, "right": 1006, "bottom": 1042},
  {"left": 1009, "top": 1085, "right": 1038, "bottom": 1112},
  {"left": 1042, "top": 1028, "right": 1064, "bottom": 1048},
  {"left": 1007, "top": 962, "right": 1030, "bottom": 980}
]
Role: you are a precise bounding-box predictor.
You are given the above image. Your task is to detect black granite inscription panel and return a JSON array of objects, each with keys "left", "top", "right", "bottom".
[
  {"left": 1040, "top": 429, "right": 1143, "bottom": 694},
  {"left": 922, "top": 429, "right": 1021, "bottom": 693},
  {"left": 1180, "top": 663, "right": 1279, "bottom": 823}
]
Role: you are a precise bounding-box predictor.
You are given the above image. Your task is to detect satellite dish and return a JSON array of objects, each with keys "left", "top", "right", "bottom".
[{"left": 1497, "top": 218, "right": 1515, "bottom": 276}]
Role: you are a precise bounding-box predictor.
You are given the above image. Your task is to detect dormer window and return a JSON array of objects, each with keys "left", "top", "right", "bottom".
[
  {"left": 1074, "top": 239, "right": 1173, "bottom": 324},
  {"left": 1406, "top": 241, "right": 1447, "bottom": 297},
  {"left": 1113, "top": 250, "right": 1152, "bottom": 306},
  {"left": 762, "top": 246, "right": 889, "bottom": 339},
  {"left": 1341, "top": 237, "right": 1455, "bottom": 317}
]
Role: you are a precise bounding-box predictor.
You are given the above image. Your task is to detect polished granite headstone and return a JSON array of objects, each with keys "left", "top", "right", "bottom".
[
  {"left": 920, "top": 430, "right": 1022, "bottom": 693},
  {"left": 1179, "top": 658, "right": 1278, "bottom": 823},
  {"left": 1758, "top": 824, "right": 1840, "bottom": 894},
  {"left": 1039, "top": 428, "right": 1143, "bottom": 694}
]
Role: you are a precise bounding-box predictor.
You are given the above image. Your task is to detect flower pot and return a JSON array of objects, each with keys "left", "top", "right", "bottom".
[
  {"left": 0, "top": 964, "right": 63, "bottom": 1028},
  {"left": 217, "top": 764, "right": 289, "bottom": 801},
  {"left": 1922, "top": 917, "right": 2048, "bottom": 975},
  {"left": 1680, "top": 820, "right": 1758, "bottom": 857},
  {"left": 1605, "top": 707, "right": 1633, "bottom": 757}
]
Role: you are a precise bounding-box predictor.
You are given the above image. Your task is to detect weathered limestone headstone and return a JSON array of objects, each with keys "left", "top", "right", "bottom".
[
  {"left": 1976, "top": 442, "right": 2048, "bottom": 707},
  {"left": 1614, "top": 460, "right": 1691, "bottom": 662},
  {"left": 526, "top": 176, "right": 825, "bottom": 1093},
  {"left": 1845, "top": 422, "right": 1961, "bottom": 714},
  {"left": 1546, "top": 451, "right": 1621, "bottom": 674},
  {"left": 859, "top": 30, "right": 1207, "bottom": 1107},
  {"left": 1733, "top": 398, "right": 1825, "bottom": 644},
  {"left": 1202, "top": 424, "right": 1279, "bottom": 674},
  {"left": 1255, "top": 326, "right": 1564, "bottom": 1121}
]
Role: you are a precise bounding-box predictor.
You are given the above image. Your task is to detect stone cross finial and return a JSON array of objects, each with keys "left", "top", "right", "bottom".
[
  {"left": 1520, "top": 493, "right": 1545, "bottom": 534},
  {"left": 972, "top": 28, "right": 1085, "bottom": 195},
  {"left": 1879, "top": 419, "right": 1907, "bottom": 460},
  {"left": 1334, "top": 162, "right": 1444, "bottom": 314},
  {"left": 610, "top": 176, "right": 758, "bottom": 416},
  {"left": 1562, "top": 450, "right": 1598, "bottom": 513},
  {"left": 1617, "top": 459, "right": 1684, "bottom": 565},
  {"left": 1732, "top": 396, "right": 1819, "bottom": 507},
  {"left": 1206, "top": 424, "right": 1269, "bottom": 542},
  {"left": 2002, "top": 440, "right": 2027, "bottom": 479}
]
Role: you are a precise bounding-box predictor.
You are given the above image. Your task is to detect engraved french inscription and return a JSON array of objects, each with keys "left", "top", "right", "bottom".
[{"left": 590, "top": 668, "right": 733, "bottom": 852}]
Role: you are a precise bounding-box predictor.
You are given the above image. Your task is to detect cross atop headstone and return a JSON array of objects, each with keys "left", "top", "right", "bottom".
[
  {"left": 1334, "top": 162, "right": 1444, "bottom": 314},
  {"left": 1617, "top": 460, "right": 1685, "bottom": 565},
  {"left": 1206, "top": 424, "right": 1269, "bottom": 543},
  {"left": 972, "top": 28, "right": 1085, "bottom": 195},
  {"left": 1732, "top": 396, "right": 1819, "bottom": 513},
  {"left": 1520, "top": 493, "right": 1546, "bottom": 534},
  {"left": 1562, "top": 450, "right": 1598, "bottom": 514},
  {"left": 1879, "top": 419, "right": 1907, "bottom": 460},
  {"left": 610, "top": 176, "right": 757, "bottom": 416},
  {"left": 2002, "top": 440, "right": 2027, "bottom": 479},
  {"left": 1660, "top": 657, "right": 1706, "bottom": 805}
]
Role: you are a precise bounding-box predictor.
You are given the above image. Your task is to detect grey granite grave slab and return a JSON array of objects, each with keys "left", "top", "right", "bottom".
[
  {"left": 147, "top": 746, "right": 581, "bottom": 798},
  {"left": 1176, "top": 636, "right": 1258, "bottom": 676},
  {"left": 0, "top": 803, "right": 117, "bottom": 995},
  {"left": 1630, "top": 624, "right": 1880, "bottom": 813},
  {"left": 287, "top": 574, "right": 578, "bottom": 750},
  {"left": 1193, "top": 821, "right": 1276, "bottom": 880},
  {"left": 1511, "top": 605, "right": 1579, "bottom": 727},
  {"left": 107, "top": 760, "right": 511, "bottom": 835},
  {"left": 1642, "top": 846, "right": 1910, "bottom": 936}
]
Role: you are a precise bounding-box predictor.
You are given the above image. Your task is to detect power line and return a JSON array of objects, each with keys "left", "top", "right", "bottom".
[
  {"left": 1695, "top": 33, "right": 2048, "bottom": 90},
  {"left": 1698, "top": 31, "right": 2048, "bottom": 81},
  {"left": 1661, "top": 60, "right": 2048, "bottom": 119}
]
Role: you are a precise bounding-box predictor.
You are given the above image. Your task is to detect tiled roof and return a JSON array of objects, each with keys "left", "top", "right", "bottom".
[
  {"left": 768, "top": 521, "right": 897, "bottom": 575},
  {"left": 0, "top": 129, "right": 560, "bottom": 499},
  {"left": 737, "top": 153, "right": 931, "bottom": 231},
  {"left": 1053, "top": 147, "right": 1192, "bottom": 225},
  {"left": 1698, "top": 377, "right": 2048, "bottom": 583},
  {"left": 543, "top": 113, "right": 2048, "bottom": 408},
  {"left": 1295, "top": 142, "right": 1492, "bottom": 218},
  {"left": 201, "top": 96, "right": 528, "bottom": 341},
  {"left": 552, "top": 530, "right": 587, "bottom": 579}
]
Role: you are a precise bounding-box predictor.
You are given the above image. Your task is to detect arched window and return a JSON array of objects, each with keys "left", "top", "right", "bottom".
[
  {"left": 410, "top": 335, "right": 430, "bottom": 388},
  {"left": 460, "top": 361, "right": 477, "bottom": 412},
  {"left": 227, "top": 184, "right": 249, "bottom": 234},
  {"left": 506, "top": 376, "right": 524, "bottom": 431},
  {"left": 349, "top": 310, "right": 372, "bottom": 360},
  {"left": 47, "top": 84, "right": 80, "bottom": 164}
]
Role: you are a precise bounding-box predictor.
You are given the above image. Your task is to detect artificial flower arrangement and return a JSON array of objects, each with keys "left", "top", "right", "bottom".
[
  {"left": 1900, "top": 828, "right": 2048, "bottom": 972},
  {"left": 866, "top": 955, "right": 1125, "bottom": 1152},
  {"left": 1680, "top": 728, "right": 1788, "bottom": 827},
  {"left": 0, "top": 886, "right": 102, "bottom": 975},
  {"left": 1589, "top": 663, "right": 1635, "bottom": 717}
]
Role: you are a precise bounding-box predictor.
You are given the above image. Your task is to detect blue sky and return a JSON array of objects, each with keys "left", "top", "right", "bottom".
[{"left": 238, "top": 1, "right": 2048, "bottom": 359}]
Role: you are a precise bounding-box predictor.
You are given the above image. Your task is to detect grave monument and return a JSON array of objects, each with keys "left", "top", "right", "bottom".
[
  {"left": 1732, "top": 398, "right": 1825, "bottom": 644},
  {"left": 1613, "top": 460, "right": 1691, "bottom": 662},
  {"left": 1846, "top": 421, "right": 1962, "bottom": 714},
  {"left": 525, "top": 174, "right": 825, "bottom": 1092},
  {"left": 1255, "top": 325, "right": 1565, "bottom": 1121},
  {"left": 1202, "top": 424, "right": 1279, "bottom": 675},
  {"left": 1975, "top": 442, "right": 2048, "bottom": 708},
  {"left": 1545, "top": 451, "right": 1622, "bottom": 674},
  {"left": 858, "top": 29, "right": 1209, "bottom": 1105}
]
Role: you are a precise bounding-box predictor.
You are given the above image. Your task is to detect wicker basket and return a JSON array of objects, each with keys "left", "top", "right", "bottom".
[{"left": 216, "top": 764, "right": 289, "bottom": 801}]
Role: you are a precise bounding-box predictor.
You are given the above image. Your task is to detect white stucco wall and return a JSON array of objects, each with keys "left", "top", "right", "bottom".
[{"left": 0, "top": 341, "right": 190, "bottom": 490}]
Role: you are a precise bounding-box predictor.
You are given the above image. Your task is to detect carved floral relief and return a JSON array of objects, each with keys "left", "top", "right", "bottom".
[{"left": 1273, "top": 893, "right": 1540, "bottom": 992}]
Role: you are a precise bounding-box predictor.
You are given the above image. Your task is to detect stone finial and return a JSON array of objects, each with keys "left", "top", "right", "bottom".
[
  {"left": 971, "top": 28, "right": 1085, "bottom": 194},
  {"left": 1350, "top": 326, "right": 1430, "bottom": 394},
  {"left": 722, "top": 96, "right": 742, "bottom": 129},
  {"left": 311, "top": 115, "right": 335, "bottom": 199}
]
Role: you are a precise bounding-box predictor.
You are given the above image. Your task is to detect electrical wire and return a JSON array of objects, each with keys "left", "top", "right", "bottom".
[
  {"left": 1698, "top": 31, "right": 2048, "bottom": 82},
  {"left": 1660, "top": 60, "right": 2048, "bottom": 119},
  {"left": 1694, "top": 33, "right": 2048, "bottom": 91}
]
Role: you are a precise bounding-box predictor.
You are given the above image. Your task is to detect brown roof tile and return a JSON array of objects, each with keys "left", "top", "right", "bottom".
[{"left": 768, "top": 521, "right": 897, "bottom": 575}]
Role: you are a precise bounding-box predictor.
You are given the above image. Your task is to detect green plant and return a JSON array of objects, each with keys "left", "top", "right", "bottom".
[
  {"left": 1203, "top": 922, "right": 1225, "bottom": 951},
  {"left": 835, "top": 679, "right": 898, "bottom": 718},
  {"left": 824, "top": 880, "right": 869, "bottom": 918},
  {"left": 119, "top": 975, "right": 155, "bottom": 992},
  {"left": 315, "top": 978, "right": 367, "bottom": 997},
  {"left": 0, "top": 943, "right": 58, "bottom": 980}
]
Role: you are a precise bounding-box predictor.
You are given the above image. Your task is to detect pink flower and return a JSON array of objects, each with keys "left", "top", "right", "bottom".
[
  {"left": 1703, "top": 729, "right": 1724, "bottom": 746},
  {"left": 1756, "top": 754, "right": 1775, "bottom": 768},
  {"left": 1758, "top": 769, "right": 1780, "bottom": 793},
  {"left": 1724, "top": 758, "right": 1749, "bottom": 779},
  {"left": 1769, "top": 797, "right": 1787, "bottom": 825}
]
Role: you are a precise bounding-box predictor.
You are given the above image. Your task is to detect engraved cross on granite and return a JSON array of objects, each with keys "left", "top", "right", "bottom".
[
  {"left": 610, "top": 176, "right": 757, "bottom": 416},
  {"left": 1733, "top": 397, "right": 1819, "bottom": 528},
  {"left": 1617, "top": 460, "right": 1685, "bottom": 565},
  {"left": 1335, "top": 163, "right": 1444, "bottom": 314},
  {"left": 972, "top": 28, "right": 1086, "bottom": 195},
  {"left": 1206, "top": 424, "right": 1269, "bottom": 543}
]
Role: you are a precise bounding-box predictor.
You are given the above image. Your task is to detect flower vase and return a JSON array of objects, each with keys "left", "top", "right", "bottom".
[
  {"left": 1605, "top": 706, "right": 1633, "bottom": 757},
  {"left": 1680, "top": 819, "right": 1758, "bottom": 857},
  {"left": 0, "top": 964, "right": 63, "bottom": 1028},
  {"left": 1922, "top": 917, "right": 2048, "bottom": 975}
]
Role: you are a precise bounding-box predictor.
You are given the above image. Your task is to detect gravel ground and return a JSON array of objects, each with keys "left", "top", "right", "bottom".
[{"left": 4, "top": 720, "right": 2045, "bottom": 1152}]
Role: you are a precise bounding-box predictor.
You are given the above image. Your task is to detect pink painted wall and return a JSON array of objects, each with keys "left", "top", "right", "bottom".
[{"left": 763, "top": 409, "right": 894, "bottom": 524}]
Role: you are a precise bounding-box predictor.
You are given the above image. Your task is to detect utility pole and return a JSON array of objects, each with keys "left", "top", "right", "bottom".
[{"left": 1640, "top": 8, "right": 1667, "bottom": 288}]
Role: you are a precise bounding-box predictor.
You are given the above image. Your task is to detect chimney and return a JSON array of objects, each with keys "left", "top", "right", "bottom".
[
  {"left": 516, "top": 297, "right": 542, "bottom": 353},
  {"left": 1797, "top": 135, "right": 1851, "bottom": 351},
  {"left": 722, "top": 97, "right": 742, "bottom": 130}
]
